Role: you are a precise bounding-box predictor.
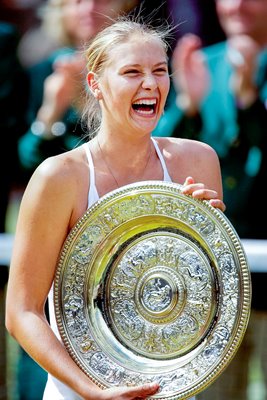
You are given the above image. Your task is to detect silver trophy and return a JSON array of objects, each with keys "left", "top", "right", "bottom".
[{"left": 54, "top": 181, "right": 251, "bottom": 399}]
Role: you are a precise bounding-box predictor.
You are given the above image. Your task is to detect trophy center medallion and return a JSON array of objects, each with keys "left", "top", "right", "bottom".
[
  {"left": 136, "top": 267, "right": 185, "bottom": 323},
  {"left": 141, "top": 276, "right": 173, "bottom": 313}
]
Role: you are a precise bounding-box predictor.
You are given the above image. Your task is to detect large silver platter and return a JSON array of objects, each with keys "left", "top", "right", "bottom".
[{"left": 54, "top": 181, "right": 251, "bottom": 399}]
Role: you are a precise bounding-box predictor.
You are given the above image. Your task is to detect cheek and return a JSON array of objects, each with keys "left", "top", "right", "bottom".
[
  {"left": 160, "top": 78, "right": 170, "bottom": 102},
  {"left": 165, "top": 78, "right": 170, "bottom": 94},
  {"left": 102, "top": 82, "right": 133, "bottom": 111}
]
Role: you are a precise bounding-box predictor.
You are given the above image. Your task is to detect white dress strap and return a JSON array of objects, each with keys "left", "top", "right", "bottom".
[
  {"left": 83, "top": 143, "right": 100, "bottom": 208},
  {"left": 151, "top": 137, "right": 172, "bottom": 182}
]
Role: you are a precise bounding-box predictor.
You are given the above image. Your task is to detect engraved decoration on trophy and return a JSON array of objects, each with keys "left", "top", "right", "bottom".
[{"left": 54, "top": 181, "right": 251, "bottom": 399}]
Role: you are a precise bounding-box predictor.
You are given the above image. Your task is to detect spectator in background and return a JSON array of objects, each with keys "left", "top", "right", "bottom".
[
  {"left": 0, "top": 21, "right": 29, "bottom": 233},
  {"left": 153, "top": 0, "right": 267, "bottom": 398},
  {"left": 0, "top": 0, "right": 64, "bottom": 67},
  {"left": 0, "top": 20, "right": 29, "bottom": 399},
  {"left": 167, "top": 0, "right": 225, "bottom": 47},
  {"left": 17, "top": 0, "right": 142, "bottom": 180},
  {"left": 17, "top": 1, "right": 62, "bottom": 68},
  {"left": 0, "top": 0, "right": 44, "bottom": 38}
]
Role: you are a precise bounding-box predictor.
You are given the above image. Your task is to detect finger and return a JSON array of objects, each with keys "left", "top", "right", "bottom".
[
  {"left": 125, "top": 383, "right": 160, "bottom": 398},
  {"left": 181, "top": 182, "right": 205, "bottom": 195},
  {"left": 182, "top": 176, "right": 195, "bottom": 187},
  {"left": 209, "top": 199, "right": 226, "bottom": 212},
  {"left": 194, "top": 188, "right": 218, "bottom": 199}
]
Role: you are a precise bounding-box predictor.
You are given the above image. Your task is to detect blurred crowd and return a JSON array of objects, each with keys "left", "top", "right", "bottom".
[{"left": 1, "top": 0, "right": 266, "bottom": 399}]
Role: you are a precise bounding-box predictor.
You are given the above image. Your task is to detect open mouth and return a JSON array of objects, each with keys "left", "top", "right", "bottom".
[{"left": 132, "top": 99, "right": 157, "bottom": 116}]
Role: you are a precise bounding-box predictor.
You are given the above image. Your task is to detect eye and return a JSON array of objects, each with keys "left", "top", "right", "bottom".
[
  {"left": 154, "top": 67, "right": 168, "bottom": 75},
  {"left": 124, "top": 69, "right": 140, "bottom": 75}
]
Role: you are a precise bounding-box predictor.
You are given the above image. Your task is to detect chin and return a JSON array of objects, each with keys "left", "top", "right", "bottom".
[
  {"left": 130, "top": 115, "right": 157, "bottom": 132},
  {"left": 136, "top": 120, "right": 159, "bottom": 133}
]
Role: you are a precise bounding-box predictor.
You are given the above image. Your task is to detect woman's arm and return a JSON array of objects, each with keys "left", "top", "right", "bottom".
[{"left": 5, "top": 156, "right": 99, "bottom": 397}]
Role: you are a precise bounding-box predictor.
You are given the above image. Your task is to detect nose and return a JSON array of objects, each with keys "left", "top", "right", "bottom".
[{"left": 142, "top": 73, "right": 157, "bottom": 91}]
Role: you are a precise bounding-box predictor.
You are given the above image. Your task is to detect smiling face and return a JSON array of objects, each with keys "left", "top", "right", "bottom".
[
  {"left": 216, "top": 0, "right": 267, "bottom": 45},
  {"left": 92, "top": 35, "right": 170, "bottom": 137}
]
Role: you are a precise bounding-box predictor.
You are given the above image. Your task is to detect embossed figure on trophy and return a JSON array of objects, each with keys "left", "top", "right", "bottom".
[
  {"left": 130, "top": 242, "right": 157, "bottom": 269},
  {"left": 74, "top": 226, "right": 103, "bottom": 263},
  {"left": 64, "top": 294, "right": 87, "bottom": 336},
  {"left": 143, "top": 278, "right": 172, "bottom": 312},
  {"left": 113, "top": 299, "right": 144, "bottom": 340},
  {"left": 179, "top": 250, "right": 209, "bottom": 292},
  {"left": 90, "top": 352, "right": 124, "bottom": 384}
]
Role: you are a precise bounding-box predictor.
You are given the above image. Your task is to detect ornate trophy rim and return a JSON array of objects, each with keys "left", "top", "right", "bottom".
[{"left": 54, "top": 181, "right": 251, "bottom": 399}]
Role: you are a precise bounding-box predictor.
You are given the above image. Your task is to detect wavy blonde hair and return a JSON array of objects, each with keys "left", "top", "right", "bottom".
[{"left": 82, "top": 16, "right": 172, "bottom": 136}]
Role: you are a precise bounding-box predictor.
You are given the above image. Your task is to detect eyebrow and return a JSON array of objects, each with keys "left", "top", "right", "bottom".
[{"left": 121, "top": 61, "right": 168, "bottom": 69}]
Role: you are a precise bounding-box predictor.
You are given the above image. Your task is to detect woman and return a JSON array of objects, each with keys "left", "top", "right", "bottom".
[{"left": 6, "top": 18, "right": 225, "bottom": 400}]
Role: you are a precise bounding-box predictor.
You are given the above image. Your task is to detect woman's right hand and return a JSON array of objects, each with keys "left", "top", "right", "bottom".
[{"left": 98, "top": 382, "right": 160, "bottom": 400}]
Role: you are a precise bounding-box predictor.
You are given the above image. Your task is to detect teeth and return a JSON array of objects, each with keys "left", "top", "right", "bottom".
[
  {"left": 133, "top": 99, "right": 157, "bottom": 105},
  {"left": 136, "top": 109, "right": 154, "bottom": 115}
]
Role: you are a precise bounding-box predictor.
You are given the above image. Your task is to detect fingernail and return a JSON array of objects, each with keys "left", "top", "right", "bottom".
[{"left": 149, "top": 382, "right": 159, "bottom": 389}]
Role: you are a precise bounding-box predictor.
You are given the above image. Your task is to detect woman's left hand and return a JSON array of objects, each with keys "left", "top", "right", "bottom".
[{"left": 181, "top": 176, "right": 226, "bottom": 212}]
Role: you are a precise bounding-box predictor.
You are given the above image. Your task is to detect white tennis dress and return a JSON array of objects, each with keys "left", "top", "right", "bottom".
[{"left": 43, "top": 139, "right": 195, "bottom": 400}]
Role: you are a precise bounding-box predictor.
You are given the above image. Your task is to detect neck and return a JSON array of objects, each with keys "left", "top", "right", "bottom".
[
  {"left": 97, "top": 128, "right": 152, "bottom": 160},
  {"left": 96, "top": 135, "right": 153, "bottom": 187}
]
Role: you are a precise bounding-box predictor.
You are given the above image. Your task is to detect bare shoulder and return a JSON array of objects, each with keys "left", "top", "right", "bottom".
[
  {"left": 29, "top": 147, "right": 85, "bottom": 192},
  {"left": 153, "top": 137, "right": 222, "bottom": 195},
  {"left": 17, "top": 145, "right": 90, "bottom": 232},
  {"left": 154, "top": 137, "right": 219, "bottom": 164},
  {"left": 21, "top": 146, "right": 88, "bottom": 216}
]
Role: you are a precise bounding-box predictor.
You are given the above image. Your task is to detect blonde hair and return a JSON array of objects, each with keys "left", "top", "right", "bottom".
[{"left": 82, "top": 17, "right": 172, "bottom": 136}]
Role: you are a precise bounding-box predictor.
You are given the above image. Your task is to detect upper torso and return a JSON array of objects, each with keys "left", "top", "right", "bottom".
[
  {"left": 44, "top": 136, "right": 177, "bottom": 399},
  {"left": 45, "top": 136, "right": 222, "bottom": 231},
  {"left": 83, "top": 136, "right": 172, "bottom": 208}
]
